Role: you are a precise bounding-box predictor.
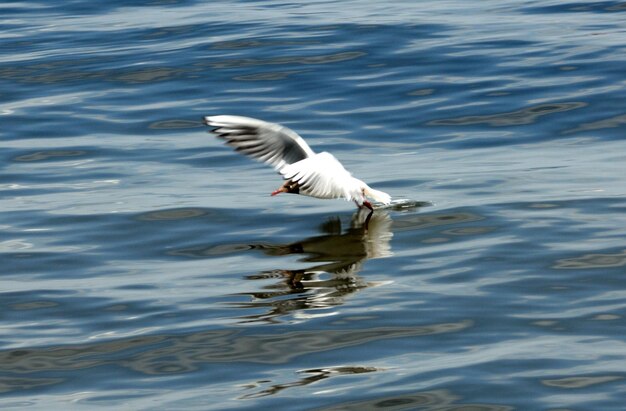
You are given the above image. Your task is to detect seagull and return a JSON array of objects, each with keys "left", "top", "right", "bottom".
[{"left": 203, "top": 115, "right": 392, "bottom": 210}]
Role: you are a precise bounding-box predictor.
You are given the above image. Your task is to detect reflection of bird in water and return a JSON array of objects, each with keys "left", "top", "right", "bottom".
[
  {"left": 235, "top": 209, "right": 394, "bottom": 323},
  {"left": 240, "top": 365, "right": 380, "bottom": 399},
  {"left": 203, "top": 115, "right": 391, "bottom": 210}
]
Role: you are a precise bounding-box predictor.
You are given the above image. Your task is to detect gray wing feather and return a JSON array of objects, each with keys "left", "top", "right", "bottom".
[{"left": 203, "top": 115, "right": 316, "bottom": 171}]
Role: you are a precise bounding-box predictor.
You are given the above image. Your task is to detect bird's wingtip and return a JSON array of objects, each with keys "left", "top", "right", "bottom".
[
  {"left": 202, "top": 116, "right": 228, "bottom": 132},
  {"left": 202, "top": 115, "right": 214, "bottom": 126}
]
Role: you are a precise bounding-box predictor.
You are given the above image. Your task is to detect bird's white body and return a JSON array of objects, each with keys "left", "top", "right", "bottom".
[{"left": 203, "top": 115, "right": 391, "bottom": 208}]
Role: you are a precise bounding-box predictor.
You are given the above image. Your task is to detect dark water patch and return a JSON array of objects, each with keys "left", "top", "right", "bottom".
[
  {"left": 393, "top": 212, "right": 484, "bottom": 232},
  {"left": 211, "top": 39, "right": 320, "bottom": 50},
  {"left": 522, "top": 1, "right": 626, "bottom": 14},
  {"left": 606, "top": 2, "right": 626, "bottom": 10},
  {"left": 234, "top": 70, "right": 308, "bottom": 81},
  {"left": 139, "top": 23, "right": 210, "bottom": 40},
  {"left": 2, "top": 294, "right": 144, "bottom": 325},
  {"left": 554, "top": 249, "right": 626, "bottom": 269},
  {"left": 454, "top": 39, "right": 537, "bottom": 51},
  {"left": 563, "top": 112, "right": 626, "bottom": 134},
  {"left": 0, "top": 59, "right": 198, "bottom": 90},
  {"left": 9, "top": 301, "right": 60, "bottom": 311},
  {"left": 0, "top": 377, "right": 65, "bottom": 395},
  {"left": 428, "top": 102, "right": 587, "bottom": 127},
  {"left": 441, "top": 226, "right": 495, "bottom": 236},
  {"left": 12, "top": 150, "right": 89, "bottom": 162},
  {"left": 135, "top": 207, "right": 216, "bottom": 221},
  {"left": 9, "top": 0, "right": 194, "bottom": 17},
  {"left": 313, "top": 389, "right": 513, "bottom": 411},
  {"left": 541, "top": 375, "right": 623, "bottom": 388},
  {"left": 148, "top": 119, "right": 204, "bottom": 129},
  {"left": 115, "top": 283, "right": 160, "bottom": 291},
  {"left": 0, "top": 59, "right": 117, "bottom": 85},
  {"left": 167, "top": 243, "right": 256, "bottom": 258},
  {"left": 2, "top": 251, "right": 100, "bottom": 278},
  {"left": 204, "top": 51, "right": 367, "bottom": 69},
  {"left": 112, "top": 67, "right": 186, "bottom": 84}
]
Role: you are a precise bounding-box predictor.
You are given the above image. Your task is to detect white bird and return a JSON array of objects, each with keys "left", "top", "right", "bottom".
[{"left": 203, "top": 115, "right": 391, "bottom": 210}]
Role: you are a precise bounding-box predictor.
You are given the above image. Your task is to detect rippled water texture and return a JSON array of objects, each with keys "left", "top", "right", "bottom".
[{"left": 2, "top": 1, "right": 626, "bottom": 410}]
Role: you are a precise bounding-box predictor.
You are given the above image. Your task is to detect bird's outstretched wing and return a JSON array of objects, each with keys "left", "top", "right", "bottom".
[
  {"left": 204, "top": 115, "right": 316, "bottom": 171},
  {"left": 280, "top": 152, "right": 357, "bottom": 200}
]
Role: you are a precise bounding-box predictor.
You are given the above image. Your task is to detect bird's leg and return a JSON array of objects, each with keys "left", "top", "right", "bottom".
[
  {"left": 364, "top": 209, "right": 373, "bottom": 231},
  {"left": 355, "top": 201, "right": 374, "bottom": 230},
  {"left": 355, "top": 200, "right": 374, "bottom": 210}
]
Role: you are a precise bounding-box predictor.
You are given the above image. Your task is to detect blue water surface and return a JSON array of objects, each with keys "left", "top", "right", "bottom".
[{"left": 2, "top": 1, "right": 626, "bottom": 410}]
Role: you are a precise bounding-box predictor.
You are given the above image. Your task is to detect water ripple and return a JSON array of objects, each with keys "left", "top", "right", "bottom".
[
  {"left": 428, "top": 102, "right": 587, "bottom": 127},
  {"left": 3, "top": 1, "right": 626, "bottom": 409}
]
